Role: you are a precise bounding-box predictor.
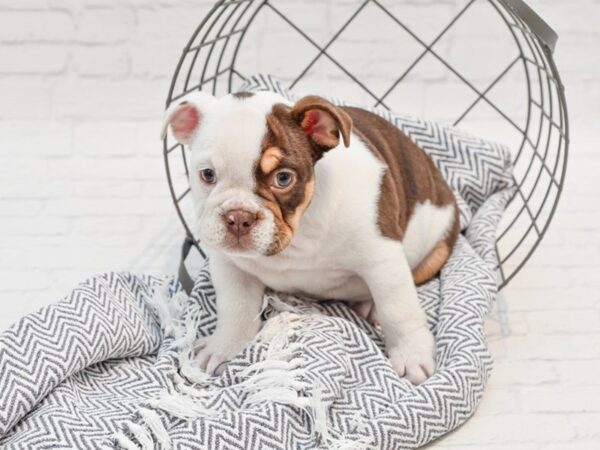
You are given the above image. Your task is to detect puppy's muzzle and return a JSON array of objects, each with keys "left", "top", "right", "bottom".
[{"left": 223, "top": 209, "right": 258, "bottom": 238}]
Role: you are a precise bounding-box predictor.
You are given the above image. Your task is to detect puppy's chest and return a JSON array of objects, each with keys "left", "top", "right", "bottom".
[{"left": 233, "top": 254, "right": 371, "bottom": 302}]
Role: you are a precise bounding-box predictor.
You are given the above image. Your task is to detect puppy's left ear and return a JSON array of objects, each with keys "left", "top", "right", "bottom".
[
  {"left": 291, "top": 95, "right": 352, "bottom": 151},
  {"left": 161, "top": 91, "right": 217, "bottom": 145}
]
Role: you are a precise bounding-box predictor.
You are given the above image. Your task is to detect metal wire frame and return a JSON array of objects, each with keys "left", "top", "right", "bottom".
[{"left": 163, "top": 0, "right": 569, "bottom": 289}]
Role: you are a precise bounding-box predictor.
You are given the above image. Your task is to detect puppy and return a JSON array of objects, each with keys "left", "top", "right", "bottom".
[{"left": 162, "top": 91, "right": 459, "bottom": 384}]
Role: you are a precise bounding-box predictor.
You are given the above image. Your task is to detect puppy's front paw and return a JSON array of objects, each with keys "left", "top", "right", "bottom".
[
  {"left": 388, "top": 327, "right": 436, "bottom": 385},
  {"left": 194, "top": 332, "right": 252, "bottom": 375}
]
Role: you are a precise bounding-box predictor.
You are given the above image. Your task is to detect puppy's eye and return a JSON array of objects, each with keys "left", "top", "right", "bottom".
[
  {"left": 199, "top": 168, "right": 216, "bottom": 185},
  {"left": 271, "top": 169, "right": 296, "bottom": 190}
]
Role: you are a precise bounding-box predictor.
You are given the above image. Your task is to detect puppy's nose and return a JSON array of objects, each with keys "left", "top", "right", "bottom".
[{"left": 223, "top": 209, "right": 258, "bottom": 237}]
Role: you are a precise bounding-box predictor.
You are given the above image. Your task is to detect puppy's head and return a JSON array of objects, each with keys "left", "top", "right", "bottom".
[{"left": 162, "top": 91, "right": 352, "bottom": 257}]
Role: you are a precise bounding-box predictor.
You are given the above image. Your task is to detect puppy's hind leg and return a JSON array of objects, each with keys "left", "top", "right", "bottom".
[
  {"left": 412, "top": 207, "right": 460, "bottom": 285},
  {"left": 356, "top": 241, "right": 435, "bottom": 385},
  {"left": 412, "top": 241, "right": 450, "bottom": 285}
]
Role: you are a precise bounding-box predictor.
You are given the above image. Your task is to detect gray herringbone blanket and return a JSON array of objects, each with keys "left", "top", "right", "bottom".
[{"left": 0, "top": 76, "right": 513, "bottom": 449}]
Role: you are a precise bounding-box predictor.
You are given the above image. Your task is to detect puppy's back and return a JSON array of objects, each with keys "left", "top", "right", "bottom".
[{"left": 342, "top": 106, "right": 459, "bottom": 283}]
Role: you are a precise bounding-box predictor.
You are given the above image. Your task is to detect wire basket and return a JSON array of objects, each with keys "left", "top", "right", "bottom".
[{"left": 163, "top": 0, "right": 568, "bottom": 289}]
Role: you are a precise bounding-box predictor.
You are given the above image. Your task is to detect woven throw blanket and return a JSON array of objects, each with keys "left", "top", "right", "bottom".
[{"left": 0, "top": 75, "right": 513, "bottom": 449}]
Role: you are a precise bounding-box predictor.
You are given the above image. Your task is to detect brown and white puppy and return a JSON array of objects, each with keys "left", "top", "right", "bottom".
[{"left": 162, "top": 91, "right": 459, "bottom": 384}]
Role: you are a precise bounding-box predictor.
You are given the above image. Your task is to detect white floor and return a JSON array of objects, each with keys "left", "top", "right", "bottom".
[{"left": 0, "top": 1, "right": 599, "bottom": 448}]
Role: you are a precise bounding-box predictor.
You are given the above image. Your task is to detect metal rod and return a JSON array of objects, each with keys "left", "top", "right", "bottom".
[
  {"left": 289, "top": 0, "right": 371, "bottom": 90},
  {"left": 453, "top": 55, "right": 521, "bottom": 126},
  {"left": 372, "top": 0, "right": 477, "bottom": 107},
  {"left": 266, "top": 2, "right": 391, "bottom": 109}
]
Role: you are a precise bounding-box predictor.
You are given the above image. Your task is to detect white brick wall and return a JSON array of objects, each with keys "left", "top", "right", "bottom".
[{"left": 0, "top": 0, "right": 598, "bottom": 447}]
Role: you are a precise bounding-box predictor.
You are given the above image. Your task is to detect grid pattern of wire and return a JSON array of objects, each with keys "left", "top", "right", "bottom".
[{"left": 163, "top": 0, "right": 568, "bottom": 289}]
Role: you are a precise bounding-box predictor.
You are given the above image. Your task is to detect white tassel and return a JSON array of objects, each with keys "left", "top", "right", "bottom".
[
  {"left": 327, "top": 436, "right": 372, "bottom": 450},
  {"left": 238, "top": 357, "right": 304, "bottom": 376},
  {"left": 147, "top": 281, "right": 176, "bottom": 336},
  {"left": 245, "top": 388, "right": 312, "bottom": 410},
  {"left": 125, "top": 422, "right": 154, "bottom": 449},
  {"left": 266, "top": 293, "right": 308, "bottom": 314},
  {"left": 309, "top": 382, "right": 329, "bottom": 440},
  {"left": 139, "top": 408, "right": 171, "bottom": 450},
  {"left": 256, "top": 312, "right": 302, "bottom": 345},
  {"left": 178, "top": 350, "right": 212, "bottom": 384},
  {"left": 147, "top": 281, "right": 190, "bottom": 338},
  {"left": 172, "top": 308, "right": 202, "bottom": 348},
  {"left": 112, "top": 432, "right": 140, "bottom": 450},
  {"left": 148, "top": 394, "right": 217, "bottom": 420},
  {"left": 172, "top": 373, "right": 214, "bottom": 399},
  {"left": 239, "top": 367, "right": 307, "bottom": 389}
]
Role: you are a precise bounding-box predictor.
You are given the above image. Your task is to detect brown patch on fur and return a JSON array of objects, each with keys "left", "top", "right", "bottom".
[
  {"left": 412, "top": 241, "right": 450, "bottom": 285},
  {"left": 260, "top": 146, "right": 283, "bottom": 174},
  {"left": 287, "top": 178, "right": 314, "bottom": 230},
  {"left": 342, "top": 106, "right": 459, "bottom": 283},
  {"left": 254, "top": 103, "right": 319, "bottom": 255},
  {"left": 253, "top": 96, "right": 457, "bottom": 276},
  {"left": 232, "top": 91, "right": 254, "bottom": 99}
]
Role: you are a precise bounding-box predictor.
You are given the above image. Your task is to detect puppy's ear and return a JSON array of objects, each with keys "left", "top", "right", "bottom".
[
  {"left": 161, "top": 92, "right": 216, "bottom": 145},
  {"left": 290, "top": 95, "right": 352, "bottom": 151}
]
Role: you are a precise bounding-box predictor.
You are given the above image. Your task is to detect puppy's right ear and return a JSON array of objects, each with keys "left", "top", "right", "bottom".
[{"left": 161, "top": 92, "right": 216, "bottom": 145}]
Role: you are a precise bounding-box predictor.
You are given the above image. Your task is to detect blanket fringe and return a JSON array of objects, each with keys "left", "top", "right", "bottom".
[
  {"left": 112, "top": 432, "right": 143, "bottom": 450},
  {"left": 125, "top": 422, "right": 154, "bottom": 449},
  {"left": 146, "top": 281, "right": 188, "bottom": 338},
  {"left": 138, "top": 408, "right": 171, "bottom": 450},
  {"left": 116, "top": 282, "right": 348, "bottom": 449},
  {"left": 327, "top": 436, "right": 372, "bottom": 450},
  {"left": 147, "top": 393, "right": 218, "bottom": 420}
]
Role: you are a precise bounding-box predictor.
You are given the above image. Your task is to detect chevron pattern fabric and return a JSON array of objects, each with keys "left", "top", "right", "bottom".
[{"left": 0, "top": 76, "right": 513, "bottom": 449}]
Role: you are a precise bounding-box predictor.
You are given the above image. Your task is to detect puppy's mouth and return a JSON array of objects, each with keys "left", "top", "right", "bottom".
[{"left": 221, "top": 235, "right": 255, "bottom": 255}]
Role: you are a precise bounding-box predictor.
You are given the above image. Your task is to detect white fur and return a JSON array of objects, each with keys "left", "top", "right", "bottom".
[
  {"left": 403, "top": 201, "right": 455, "bottom": 269},
  {"left": 163, "top": 91, "right": 455, "bottom": 384}
]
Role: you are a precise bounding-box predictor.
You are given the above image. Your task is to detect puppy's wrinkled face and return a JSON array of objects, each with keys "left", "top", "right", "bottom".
[{"left": 162, "top": 91, "right": 351, "bottom": 257}]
